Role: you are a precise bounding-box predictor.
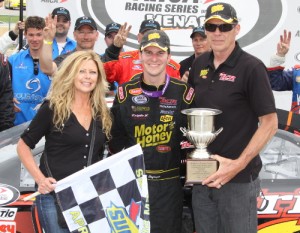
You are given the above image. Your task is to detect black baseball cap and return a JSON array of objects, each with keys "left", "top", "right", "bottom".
[
  {"left": 139, "top": 20, "right": 160, "bottom": 33},
  {"left": 190, "top": 26, "right": 206, "bottom": 38},
  {"left": 52, "top": 7, "right": 71, "bottom": 21},
  {"left": 205, "top": 2, "right": 238, "bottom": 24},
  {"left": 105, "top": 23, "right": 121, "bottom": 36},
  {"left": 140, "top": 30, "right": 170, "bottom": 52},
  {"left": 74, "top": 16, "right": 97, "bottom": 31}
]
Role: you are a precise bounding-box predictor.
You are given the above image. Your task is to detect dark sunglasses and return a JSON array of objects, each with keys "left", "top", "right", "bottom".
[
  {"left": 33, "top": 58, "right": 39, "bottom": 76},
  {"left": 204, "top": 23, "right": 236, "bottom": 32}
]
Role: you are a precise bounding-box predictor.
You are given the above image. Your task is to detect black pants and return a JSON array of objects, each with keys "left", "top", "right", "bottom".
[{"left": 148, "top": 178, "right": 183, "bottom": 233}]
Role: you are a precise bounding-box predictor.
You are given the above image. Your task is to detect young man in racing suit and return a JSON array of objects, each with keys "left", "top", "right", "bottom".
[
  {"left": 109, "top": 30, "right": 195, "bottom": 233},
  {"left": 268, "top": 30, "right": 300, "bottom": 114},
  {"left": 105, "top": 19, "right": 181, "bottom": 85}
]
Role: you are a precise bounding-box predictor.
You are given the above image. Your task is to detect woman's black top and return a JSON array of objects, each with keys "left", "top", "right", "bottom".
[{"left": 21, "top": 101, "right": 106, "bottom": 181}]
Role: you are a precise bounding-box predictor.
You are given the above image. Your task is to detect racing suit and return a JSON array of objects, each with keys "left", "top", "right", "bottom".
[
  {"left": 104, "top": 50, "right": 181, "bottom": 85},
  {"left": 109, "top": 75, "right": 194, "bottom": 233},
  {"left": 268, "top": 65, "right": 300, "bottom": 114},
  {"left": 0, "top": 53, "right": 14, "bottom": 131}
]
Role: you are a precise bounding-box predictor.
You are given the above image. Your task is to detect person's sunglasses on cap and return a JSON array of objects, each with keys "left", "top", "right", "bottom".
[{"left": 204, "top": 23, "right": 236, "bottom": 32}]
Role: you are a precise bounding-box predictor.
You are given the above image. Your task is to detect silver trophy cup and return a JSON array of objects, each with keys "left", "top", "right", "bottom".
[{"left": 181, "top": 108, "right": 223, "bottom": 183}]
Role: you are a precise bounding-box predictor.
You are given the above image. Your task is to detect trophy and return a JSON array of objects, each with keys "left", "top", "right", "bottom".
[{"left": 181, "top": 108, "right": 223, "bottom": 184}]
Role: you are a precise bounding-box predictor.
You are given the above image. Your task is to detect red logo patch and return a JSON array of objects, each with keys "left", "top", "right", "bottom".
[
  {"left": 219, "top": 72, "right": 237, "bottom": 82},
  {"left": 156, "top": 145, "right": 171, "bottom": 153},
  {"left": 129, "top": 88, "right": 142, "bottom": 95},
  {"left": 118, "top": 86, "right": 124, "bottom": 100}
]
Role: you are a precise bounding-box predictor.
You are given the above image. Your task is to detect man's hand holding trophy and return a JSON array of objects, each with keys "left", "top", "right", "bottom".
[{"left": 181, "top": 108, "right": 223, "bottom": 184}]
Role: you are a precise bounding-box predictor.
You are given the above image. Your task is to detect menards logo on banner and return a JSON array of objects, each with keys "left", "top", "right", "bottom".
[{"left": 27, "top": 0, "right": 300, "bottom": 68}]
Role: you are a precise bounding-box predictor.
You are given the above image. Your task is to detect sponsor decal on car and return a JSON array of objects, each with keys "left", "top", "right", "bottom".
[
  {"left": 257, "top": 188, "right": 300, "bottom": 218},
  {"left": 0, "top": 208, "right": 17, "bottom": 221},
  {"left": 0, "top": 184, "right": 20, "bottom": 207},
  {"left": 0, "top": 221, "right": 16, "bottom": 233},
  {"left": 258, "top": 218, "right": 300, "bottom": 232}
]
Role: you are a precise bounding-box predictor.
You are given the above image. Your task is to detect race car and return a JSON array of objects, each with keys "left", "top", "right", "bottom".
[
  {"left": 257, "top": 109, "right": 300, "bottom": 232},
  {"left": 0, "top": 109, "right": 299, "bottom": 232}
]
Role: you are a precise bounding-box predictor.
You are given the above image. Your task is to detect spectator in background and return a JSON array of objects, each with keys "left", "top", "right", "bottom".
[
  {"left": 103, "top": 22, "right": 122, "bottom": 93},
  {"left": 104, "top": 22, "right": 121, "bottom": 48},
  {"left": 50, "top": 7, "right": 76, "bottom": 59},
  {"left": 188, "top": 3, "right": 277, "bottom": 232},
  {"left": 180, "top": 26, "right": 210, "bottom": 82},
  {"left": 268, "top": 30, "right": 300, "bottom": 114},
  {"left": 0, "top": 21, "right": 25, "bottom": 54},
  {"left": 0, "top": 53, "right": 14, "bottom": 132},
  {"left": 105, "top": 19, "right": 181, "bottom": 85},
  {"left": 9, "top": 16, "right": 51, "bottom": 125},
  {"left": 40, "top": 15, "right": 131, "bottom": 76}
]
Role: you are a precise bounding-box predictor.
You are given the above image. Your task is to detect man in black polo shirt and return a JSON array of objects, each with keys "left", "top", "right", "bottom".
[
  {"left": 179, "top": 26, "right": 210, "bottom": 81},
  {"left": 188, "top": 2, "right": 278, "bottom": 233}
]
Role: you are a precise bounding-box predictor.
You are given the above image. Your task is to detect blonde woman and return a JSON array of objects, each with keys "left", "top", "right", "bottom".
[{"left": 17, "top": 50, "right": 111, "bottom": 232}]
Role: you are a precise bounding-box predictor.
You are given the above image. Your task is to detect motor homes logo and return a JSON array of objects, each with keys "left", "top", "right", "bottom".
[
  {"left": 0, "top": 222, "right": 15, "bottom": 233},
  {"left": 0, "top": 185, "right": 20, "bottom": 207}
]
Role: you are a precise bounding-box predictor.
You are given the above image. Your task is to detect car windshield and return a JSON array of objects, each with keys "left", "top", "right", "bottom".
[{"left": 260, "top": 129, "right": 300, "bottom": 179}]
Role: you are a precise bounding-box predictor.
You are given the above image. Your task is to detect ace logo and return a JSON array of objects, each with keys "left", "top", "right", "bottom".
[{"left": 0, "top": 222, "right": 16, "bottom": 233}]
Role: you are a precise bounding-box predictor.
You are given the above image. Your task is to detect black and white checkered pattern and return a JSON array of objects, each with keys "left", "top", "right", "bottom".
[{"left": 54, "top": 144, "right": 150, "bottom": 233}]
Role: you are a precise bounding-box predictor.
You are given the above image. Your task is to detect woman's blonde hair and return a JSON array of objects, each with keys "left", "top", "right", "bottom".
[{"left": 47, "top": 50, "right": 112, "bottom": 138}]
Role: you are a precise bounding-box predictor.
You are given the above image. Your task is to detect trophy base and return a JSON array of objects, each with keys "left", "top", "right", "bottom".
[
  {"left": 189, "top": 148, "right": 210, "bottom": 159},
  {"left": 186, "top": 158, "right": 219, "bottom": 184}
]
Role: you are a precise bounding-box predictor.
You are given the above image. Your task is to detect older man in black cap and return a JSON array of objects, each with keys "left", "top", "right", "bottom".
[
  {"left": 179, "top": 26, "right": 210, "bottom": 81},
  {"left": 50, "top": 7, "right": 76, "bottom": 59},
  {"left": 188, "top": 2, "right": 277, "bottom": 233}
]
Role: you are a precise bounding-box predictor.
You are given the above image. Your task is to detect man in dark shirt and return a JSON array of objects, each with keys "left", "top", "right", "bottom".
[
  {"left": 188, "top": 3, "right": 278, "bottom": 233},
  {"left": 180, "top": 26, "right": 210, "bottom": 82}
]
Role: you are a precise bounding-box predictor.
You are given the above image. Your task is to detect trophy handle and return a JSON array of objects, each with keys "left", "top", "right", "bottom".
[
  {"left": 180, "top": 127, "right": 188, "bottom": 136},
  {"left": 214, "top": 127, "right": 223, "bottom": 136}
]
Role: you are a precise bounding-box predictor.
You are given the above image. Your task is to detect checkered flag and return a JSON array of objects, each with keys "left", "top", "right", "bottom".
[{"left": 54, "top": 144, "right": 150, "bottom": 233}]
